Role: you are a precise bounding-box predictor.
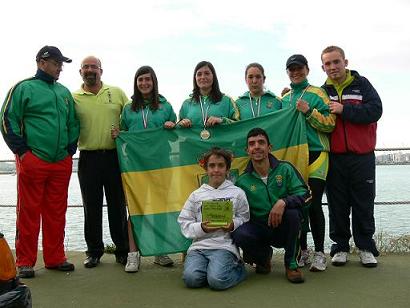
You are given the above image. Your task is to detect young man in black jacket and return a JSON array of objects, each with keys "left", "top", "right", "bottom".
[{"left": 321, "top": 46, "right": 382, "bottom": 267}]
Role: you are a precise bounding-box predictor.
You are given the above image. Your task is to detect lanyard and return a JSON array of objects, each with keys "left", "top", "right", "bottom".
[
  {"left": 199, "top": 96, "right": 210, "bottom": 128},
  {"left": 141, "top": 106, "right": 150, "bottom": 129},
  {"left": 248, "top": 93, "right": 261, "bottom": 118},
  {"left": 289, "top": 86, "right": 310, "bottom": 106}
]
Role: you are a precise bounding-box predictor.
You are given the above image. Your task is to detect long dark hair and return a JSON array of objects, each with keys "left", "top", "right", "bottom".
[
  {"left": 131, "top": 65, "right": 159, "bottom": 111},
  {"left": 192, "top": 61, "right": 222, "bottom": 103}
]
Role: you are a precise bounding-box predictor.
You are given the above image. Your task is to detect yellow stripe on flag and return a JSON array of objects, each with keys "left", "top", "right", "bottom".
[{"left": 123, "top": 144, "right": 307, "bottom": 216}]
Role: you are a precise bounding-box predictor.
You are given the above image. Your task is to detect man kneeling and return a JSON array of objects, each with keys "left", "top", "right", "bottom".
[
  {"left": 178, "top": 147, "right": 250, "bottom": 290},
  {"left": 232, "top": 128, "right": 310, "bottom": 283}
]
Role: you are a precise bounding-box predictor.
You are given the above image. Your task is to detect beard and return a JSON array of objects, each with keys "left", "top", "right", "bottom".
[{"left": 83, "top": 72, "right": 97, "bottom": 86}]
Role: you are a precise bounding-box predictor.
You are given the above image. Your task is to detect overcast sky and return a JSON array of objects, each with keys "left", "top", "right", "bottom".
[{"left": 1, "top": 0, "right": 409, "bottom": 159}]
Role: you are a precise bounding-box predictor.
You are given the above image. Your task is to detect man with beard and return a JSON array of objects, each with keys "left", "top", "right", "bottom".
[
  {"left": 73, "top": 56, "right": 129, "bottom": 269},
  {"left": 1, "top": 46, "right": 79, "bottom": 278}
]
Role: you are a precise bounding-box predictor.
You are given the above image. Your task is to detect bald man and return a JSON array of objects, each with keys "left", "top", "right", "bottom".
[{"left": 73, "top": 56, "right": 129, "bottom": 268}]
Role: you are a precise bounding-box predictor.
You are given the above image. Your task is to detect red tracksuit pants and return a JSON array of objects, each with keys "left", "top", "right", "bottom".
[{"left": 15, "top": 151, "right": 72, "bottom": 267}]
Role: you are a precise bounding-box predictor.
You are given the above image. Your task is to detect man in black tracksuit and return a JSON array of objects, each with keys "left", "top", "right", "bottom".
[{"left": 321, "top": 46, "right": 382, "bottom": 267}]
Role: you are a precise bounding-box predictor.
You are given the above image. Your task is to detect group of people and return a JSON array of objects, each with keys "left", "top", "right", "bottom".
[{"left": 0, "top": 44, "right": 382, "bottom": 290}]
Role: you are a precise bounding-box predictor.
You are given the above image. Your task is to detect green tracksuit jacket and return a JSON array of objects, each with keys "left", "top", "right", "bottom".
[
  {"left": 235, "top": 90, "right": 282, "bottom": 120},
  {"left": 282, "top": 80, "right": 335, "bottom": 152},
  {"left": 1, "top": 70, "right": 79, "bottom": 162},
  {"left": 236, "top": 154, "right": 310, "bottom": 222}
]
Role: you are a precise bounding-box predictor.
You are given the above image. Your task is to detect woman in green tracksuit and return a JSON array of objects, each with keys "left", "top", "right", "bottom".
[
  {"left": 236, "top": 63, "right": 282, "bottom": 120},
  {"left": 179, "top": 61, "right": 238, "bottom": 139},
  {"left": 281, "top": 54, "right": 335, "bottom": 272},
  {"left": 112, "top": 66, "right": 177, "bottom": 272}
]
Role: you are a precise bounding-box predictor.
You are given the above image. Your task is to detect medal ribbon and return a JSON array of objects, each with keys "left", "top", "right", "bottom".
[
  {"left": 199, "top": 96, "right": 210, "bottom": 129},
  {"left": 289, "top": 86, "right": 310, "bottom": 107},
  {"left": 248, "top": 93, "right": 261, "bottom": 118},
  {"left": 141, "top": 106, "right": 150, "bottom": 129}
]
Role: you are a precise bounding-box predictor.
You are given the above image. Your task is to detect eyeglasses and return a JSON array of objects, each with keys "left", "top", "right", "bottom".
[
  {"left": 46, "top": 59, "right": 63, "bottom": 68},
  {"left": 81, "top": 64, "right": 100, "bottom": 70}
]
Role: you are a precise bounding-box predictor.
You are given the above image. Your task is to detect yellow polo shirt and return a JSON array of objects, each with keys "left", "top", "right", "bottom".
[{"left": 73, "top": 83, "right": 128, "bottom": 150}]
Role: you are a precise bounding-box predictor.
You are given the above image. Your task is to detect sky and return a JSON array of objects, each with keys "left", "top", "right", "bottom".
[{"left": 1, "top": 0, "right": 409, "bottom": 159}]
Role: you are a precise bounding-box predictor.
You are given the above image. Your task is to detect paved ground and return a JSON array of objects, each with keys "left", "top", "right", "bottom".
[{"left": 18, "top": 252, "right": 410, "bottom": 308}]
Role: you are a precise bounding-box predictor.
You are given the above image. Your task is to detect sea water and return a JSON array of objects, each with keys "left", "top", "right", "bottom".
[{"left": 1, "top": 165, "right": 409, "bottom": 251}]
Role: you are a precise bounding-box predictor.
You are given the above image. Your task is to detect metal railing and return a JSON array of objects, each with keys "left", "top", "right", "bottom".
[{"left": 1, "top": 148, "right": 410, "bottom": 207}]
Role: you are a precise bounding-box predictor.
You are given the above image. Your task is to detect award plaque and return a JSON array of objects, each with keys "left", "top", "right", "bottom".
[{"left": 202, "top": 200, "right": 233, "bottom": 227}]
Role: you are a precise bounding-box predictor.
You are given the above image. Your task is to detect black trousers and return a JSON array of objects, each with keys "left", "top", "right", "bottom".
[
  {"left": 78, "top": 150, "right": 129, "bottom": 258},
  {"left": 232, "top": 209, "right": 301, "bottom": 269},
  {"left": 326, "top": 152, "right": 379, "bottom": 256},
  {"left": 300, "top": 177, "right": 326, "bottom": 252}
]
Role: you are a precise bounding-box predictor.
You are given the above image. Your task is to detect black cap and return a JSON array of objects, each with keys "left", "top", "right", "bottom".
[
  {"left": 36, "top": 45, "right": 72, "bottom": 63},
  {"left": 286, "top": 54, "right": 308, "bottom": 69}
]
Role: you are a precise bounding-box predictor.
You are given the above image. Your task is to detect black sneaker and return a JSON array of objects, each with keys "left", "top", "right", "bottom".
[
  {"left": 18, "top": 266, "right": 35, "bottom": 278},
  {"left": 46, "top": 261, "right": 75, "bottom": 271}
]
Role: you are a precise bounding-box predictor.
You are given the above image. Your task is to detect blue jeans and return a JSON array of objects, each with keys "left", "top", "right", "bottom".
[{"left": 183, "top": 249, "right": 246, "bottom": 290}]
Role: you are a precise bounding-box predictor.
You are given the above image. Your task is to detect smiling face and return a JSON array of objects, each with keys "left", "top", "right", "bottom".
[
  {"left": 195, "top": 65, "right": 214, "bottom": 95},
  {"left": 287, "top": 64, "right": 309, "bottom": 85},
  {"left": 80, "top": 56, "right": 102, "bottom": 87},
  {"left": 137, "top": 73, "right": 154, "bottom": 98},
  {"left": 246, "top": 66, "right": 265, "bottom": 97},
  {"left": 206, "top": 154, "right": 229, "bottom": 188},
  {"left": 321, "top": 50, "right": 348, "bottom": 84},
  {"left": 246, "top": 134, "right": 271, "bottom": 162}
]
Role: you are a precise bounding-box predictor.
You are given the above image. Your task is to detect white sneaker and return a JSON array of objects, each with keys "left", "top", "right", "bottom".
[
  {"left": 125, "top": 252, "right": 140, "bottom": 273},
  {"left": 154, "top": 255, "right": 174, "bottom": 267},
  {"left": 297, "top": 250, "right": 311, "bottom": 268},
  {"left": 310, "top": 251, "right": 327, "bottom": 272},
  {"left": 331, "top": 251, "right": 348, "bottom": 266},
  {"left": 359, "top": 250, "right": 378, "bottom": 268}
]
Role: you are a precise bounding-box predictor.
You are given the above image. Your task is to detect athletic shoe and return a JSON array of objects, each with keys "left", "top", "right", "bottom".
[
  {"left": 154, "top": 255, "right": 174, "bottom": 267},
  {"left": 297, "top": 249, "right": 311, "bottom": 267},
  {"left": 310, "top": 251, "right": 327, "bottom": 272},
  {"left": 285, "top": 267, "right": 304, "bottom": 283},
  {"left": 359, "top": 250, "right": 378, "bottom": 268},
  {"left": 18, "top": 266, "right": 35, "bottom": 278},
  {"left": 331, "top": 251, "right": 348, "bottom": 266},
  {"left": 46, "top": 261, "right": 75, "bottom": 271},
  {"left": 125, "top": 252, "right": 141, "bottom": 273}
]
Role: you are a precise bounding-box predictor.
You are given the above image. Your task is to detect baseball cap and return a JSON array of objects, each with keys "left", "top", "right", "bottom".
[
  {"left": 36, "top": 46, "right": 72, "bottom": 63},
  {"left": 286, "top": 54, "right": 308, "bottom": 69}
]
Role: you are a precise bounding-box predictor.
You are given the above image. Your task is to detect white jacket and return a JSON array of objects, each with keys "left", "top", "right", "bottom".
[{"left": 178, "top": 179, "right": 250, "bottom": 258}]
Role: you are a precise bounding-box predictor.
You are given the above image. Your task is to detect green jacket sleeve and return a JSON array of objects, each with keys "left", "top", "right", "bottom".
[
  {"left": 66, "top": 92, "right": 80, "bottom": 155},
  {"left": 221, "top": 96, "right": 239, "bottom": 124},
  {"left": 282, "top": 163, "right": 310, "bottom": 210},
  {"left": 305, "top": 89, "right": 335, "bottom": 133},
  {"left": 1, "top": 82, "right": 31, "bottom": 156},
  {"left": 120, "top": 106, "right": 129, "bottom": 131}
]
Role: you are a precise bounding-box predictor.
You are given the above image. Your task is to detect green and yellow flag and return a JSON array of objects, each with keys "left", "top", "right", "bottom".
[{"left": 116, "top": 108, "right": 308, "bottom": 256}]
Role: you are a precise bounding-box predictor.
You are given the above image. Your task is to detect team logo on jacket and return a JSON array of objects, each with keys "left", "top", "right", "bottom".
[
  {"left": 250, "top": 184, "right": 257, "bottom": 192},
  {"left": 275, "top": 175, "right": 283, "bottom": 187},
  {"left": 65, "top": 98, "right": 69, "bottom": 105},
  {"left": 266, "top": 101, "right": 273, "bottom": 109}
]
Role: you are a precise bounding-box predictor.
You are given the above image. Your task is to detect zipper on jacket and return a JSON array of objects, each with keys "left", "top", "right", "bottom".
[
  {"left": 338, "top": 93, "right": 349, "bottom": 152},
  {"left": 52, "top": 85, "right": 61, "bottom": 161}
]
